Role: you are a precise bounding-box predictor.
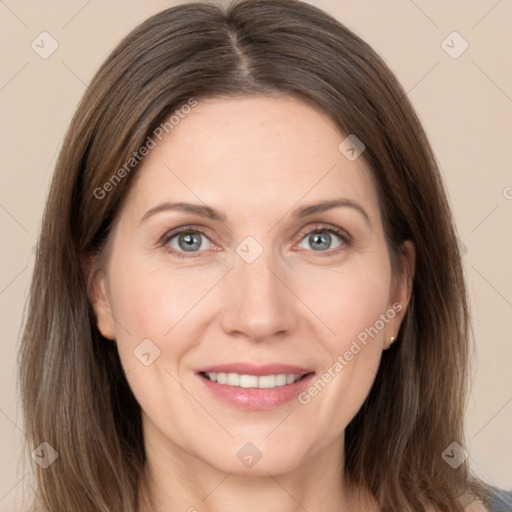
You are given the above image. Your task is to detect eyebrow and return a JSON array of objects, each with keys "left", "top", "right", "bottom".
[
  {"left": 140, "top": 198, "right": 371, "bottom": 227},
  {"left": 140, "top": 202, "right": 227, "bottom": 224},
  {"left": 291, "top": 198, "right": 371, "bottom": 226}
]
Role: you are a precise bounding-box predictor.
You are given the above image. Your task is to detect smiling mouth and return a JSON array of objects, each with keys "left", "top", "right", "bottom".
[{"left": 199, "top": 372, "right": 312, "bottom": 389}]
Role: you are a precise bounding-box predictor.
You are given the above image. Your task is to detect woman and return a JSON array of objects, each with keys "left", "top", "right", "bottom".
[{"left": 17, "top": 0, "right": 511, "bottom": 511}]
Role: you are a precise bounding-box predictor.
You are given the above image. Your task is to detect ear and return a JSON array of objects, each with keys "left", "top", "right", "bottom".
[
  {"left": 387, "top": 239, "right": 415, "bottom": 339},
  {"left": 82, "top": 254, "right": 116, "bottom": 340}
]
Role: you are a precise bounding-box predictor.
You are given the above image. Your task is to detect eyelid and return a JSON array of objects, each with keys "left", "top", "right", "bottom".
[
  {"left": 160, "top": 222, "right": 352, "bottom": 258},
  {"left": 291, "top": 222, "right": 352, "bottom": 257},
  {"left": 160, "top": 224, "right": 211, "bottom": 245},
  {"left": 160, "top": 225, "right": 216, "bottom": 257},
  {"left": 294, "top": 222, "right": 351, "bottom": 245}
]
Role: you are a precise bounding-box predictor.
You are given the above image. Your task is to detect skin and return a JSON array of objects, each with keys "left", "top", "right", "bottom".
[{"left": 90, "top": 95, "right": 415, "bottom": 512}]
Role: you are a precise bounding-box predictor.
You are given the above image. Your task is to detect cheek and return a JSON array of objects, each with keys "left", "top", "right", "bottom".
[
  {"left": 295, "top": 255, "right": 392, "bottom": 345},
  {"left": 104, "top": 257, "right": 209, "bottom": 416},
  {"left": 294, "top": 257, "right": 391, "bottom": 424},
  {"left": 106, "top": 252, "right": 224, "bottom": 368}
]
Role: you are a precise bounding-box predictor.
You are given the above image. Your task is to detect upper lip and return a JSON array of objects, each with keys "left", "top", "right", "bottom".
[{"left": 197, "top": 363, "right": 315, "bottom": 377}]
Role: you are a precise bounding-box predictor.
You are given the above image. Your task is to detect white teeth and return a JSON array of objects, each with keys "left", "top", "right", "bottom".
[
  {"left": 227, "top": 373, "right": 239, "bottom": 386},
  {"left": 204, "top": 372, "right": 302, "bottom": 388},
  {"left": 258, "top": 375, "right": 276, "bottom": 388},
  {"left": 275, "top": 374, "right": 287, "bottom": 386},
  {"left": 239, "top": 374, "right": 259, "bottom": 388}
]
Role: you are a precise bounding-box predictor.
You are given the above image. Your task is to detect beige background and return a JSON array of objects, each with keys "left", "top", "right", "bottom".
[{"left": 1, "top": 0, "right": 511, "bottom": 509}]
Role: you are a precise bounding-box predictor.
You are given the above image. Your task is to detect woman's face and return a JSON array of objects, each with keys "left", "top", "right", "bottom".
[{"left": 91, "top": 95, "right": 413, "bottom": 476}]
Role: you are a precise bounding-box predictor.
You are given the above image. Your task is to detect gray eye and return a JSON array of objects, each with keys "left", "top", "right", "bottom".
[
  {"left": 168, "top": 232, "right": 212, "bottom": 252},
  {"left": 298, "top": 231, "right": 342, "bottom": 251}
]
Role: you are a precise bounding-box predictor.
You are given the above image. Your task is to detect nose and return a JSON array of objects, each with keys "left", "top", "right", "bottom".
[{"left": 220, "top": 248, "right": 299, "bottom": 343}]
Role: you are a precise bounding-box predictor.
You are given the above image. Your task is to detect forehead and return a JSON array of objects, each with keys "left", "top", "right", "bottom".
[{"left": 122, "top": 95, "right": 380, "bottom": 224}]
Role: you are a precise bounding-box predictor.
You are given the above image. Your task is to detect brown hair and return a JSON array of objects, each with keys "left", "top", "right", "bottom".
[{"left": 17, "top": 0, "right": 508, "bottom": 511}]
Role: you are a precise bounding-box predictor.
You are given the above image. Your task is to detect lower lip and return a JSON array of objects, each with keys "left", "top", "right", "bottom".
[{"left": 197, "top": 373, "right": 316, "bottom": 410}]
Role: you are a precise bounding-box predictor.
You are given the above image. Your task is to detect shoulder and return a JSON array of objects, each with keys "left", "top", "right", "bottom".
[
  {"left": 484, "top": 487, "right": 512, "bottom": 511},
  {"left": 464, "top": 487, "right": 512, "bottom": 512}
]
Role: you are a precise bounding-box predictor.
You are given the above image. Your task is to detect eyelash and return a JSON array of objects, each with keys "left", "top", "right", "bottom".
[{"left": 160, "top": 223, "right": 352, "bottom": 260}]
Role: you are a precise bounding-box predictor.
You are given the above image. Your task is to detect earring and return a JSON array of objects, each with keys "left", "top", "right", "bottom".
[{"left": 384, "top": 336, "right": 396, "bottom": 350}]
